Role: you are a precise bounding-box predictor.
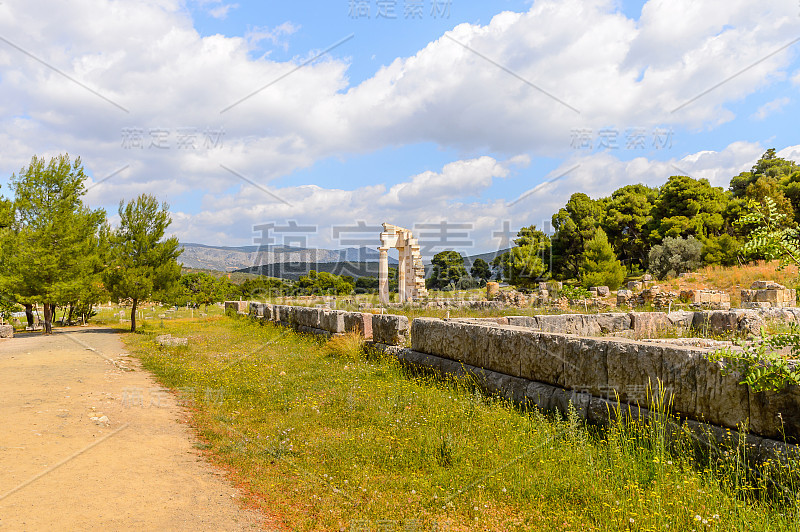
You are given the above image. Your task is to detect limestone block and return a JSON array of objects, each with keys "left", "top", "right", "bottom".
[
  {"left": 262, "top": 303, "right": 273, "bottom": 321},
  {"left": 482, "top": 326, "right": 523, "bottom": 377},
  {"left": 484, "top": 372, "right": 529, "bottom": 405},
  {"left": 561, "top": 337, "right": 608, "bottom": 396},
  {"left": 693, "top": 356, "right": 749, "bottom": 430},
  {"left": 0, "top": 324, "right": 13, "bottom": 338},
  {"left": 751, "top": 280, "right": 786, "bottom": 290},
  {"left": 519, "top": 331, "right": 567, "bottom": 387},
  {"left": 320, "top": 309, "right": 346, "bottom": 334},
  {"left": 343, "top": 312, "right": 373, "bottom": 339},
  {"left": 595, "top": 313, "right": 632, "bottom": 334},
  {"left": 525, "top": 381, "right": 556, "bottom": 411},
  {"left": 748, "top": 380, "right": 800, "bottom": 442},
  {"left": 666, "top": 310, "right": 694, "bottom": 329},
  {"left": 607, "top": 340, "right": 663, "bottom": 405},
  {"left": 506, "top": 315, "right": 537, "bottom": 328},
  {"left": 629, "top": 312, "right": 671, "bottom": 337},
  {"left": 627, "top": 281, "right": 644, "bottom": 291},
  {"left": 551, "top": 386, "right": 591, "bottom": 419},
  {"left": 660, "top": 346, "right": 705, "bottom": 417},
  {"left": 594, "top": 286, "right": 611, "bottom": 297},
  {"left": 225, "top": 301, "right": 249, "bottom": 315},
  {"left": 295, "top": 307, "right": 322, "bottom": 329},
  {"left": 373, "top": 314, "right": 410, "bottom": 346}
]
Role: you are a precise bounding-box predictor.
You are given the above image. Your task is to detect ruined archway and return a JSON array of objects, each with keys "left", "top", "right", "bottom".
[{"left": 378, "top": 223, "right": 427, "bottom": 305}]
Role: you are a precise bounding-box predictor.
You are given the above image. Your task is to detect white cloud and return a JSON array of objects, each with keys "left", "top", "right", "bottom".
[
  {"left": 751, "top": 97, "right": 791, "bottom": 120},
  {"left": 0, "top": 0, "right": 799, "bottom": 248},
  {"left": 208, "top": 3, "right": 238, "bottom": 20},
  {"left": 246, "top": 22, "right": 300, "bottom": 51}
]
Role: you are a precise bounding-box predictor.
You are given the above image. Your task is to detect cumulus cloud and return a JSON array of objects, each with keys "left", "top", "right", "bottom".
[{"left": 0, "top": 0, "right": 798, "bottom": 249}]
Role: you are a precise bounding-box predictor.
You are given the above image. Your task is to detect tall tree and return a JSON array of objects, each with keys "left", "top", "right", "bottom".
[
  {"left": 551, "top": 193, "right": 601, "bottom": 279},
  {"left": 103, "top": 194, "right": 182, "bottom": 332},
  {"left": 600, "top": 184, "right": 657, "bottom": 270},
  {"left": 648, "top": 175, "right": 728, "bottom": 242},
  {"left": 469, "top": 258, "right": 492, "bottom": 283},
  {"left": 495, "top": 225, "right": 550, "bottom": 289},
  {"left": 426, "top": 251, "right": 468, "bottom": 290},
  {"left": 3, "top": 155, "right": 105, "bottom": 334},
  {"left": 579, "top": 228, "right": 626, "bottom": 289}
]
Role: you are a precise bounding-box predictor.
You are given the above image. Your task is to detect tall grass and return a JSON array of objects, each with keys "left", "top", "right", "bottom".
[{"left": 123, "top": 317, "right": 800, "bottom": 531}]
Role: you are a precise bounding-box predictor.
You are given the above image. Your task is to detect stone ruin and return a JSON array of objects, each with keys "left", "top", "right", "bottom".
[
  {"left": 741, "top": 280, "right": 797, "bottom": 309},
  {"left": 378, "top": 223, "right": 427, "bottom": 305}
]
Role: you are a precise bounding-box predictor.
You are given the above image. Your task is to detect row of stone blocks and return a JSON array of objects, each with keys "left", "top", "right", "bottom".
[
  {"left": 390, "top": 346, "right": 799, "bottom": 467},
  {"left": 452, "top": 307, "right": 800, "bottom": 337},
  {"left": 224, "top": 301, "right": 410, "bottom": 345},
  {"left": 409, "top": 318, "right": 800, "bottom": 443}
]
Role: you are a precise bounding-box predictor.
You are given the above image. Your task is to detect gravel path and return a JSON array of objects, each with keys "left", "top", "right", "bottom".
[{"left": 0, "top": 327, "right": 268, "bottom": 531}]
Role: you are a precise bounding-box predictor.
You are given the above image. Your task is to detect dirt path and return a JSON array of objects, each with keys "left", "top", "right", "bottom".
[{"left": 0, "top": 327, "right": 268, "bottom": 531}]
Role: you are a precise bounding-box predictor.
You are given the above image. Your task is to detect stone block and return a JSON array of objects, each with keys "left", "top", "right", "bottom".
[
  {"left": 693, "top": 356, "right": 749, "bottom": 430},
  {"left": 0, "top": 324, "right": 13, "bottom": 338},
  {"left": 594, "top": 286, "right": 610, "bottom": 297},
  {"left": 343, "top": 312, "right": 373, "bottom": 339},
  {"left": 607, "top": 340, "right": 663, "bottom": 405},
  {"left": 506, "top": 315, "right": 537, "bottom": 328},
  {"left": 373, "top": 314, "right": 410, "bottom": 346},
  {"left": 320, "top": 309, "right": 346, "bottom": 334},
  {"left": 629, "top": 312, "right": 671, "bottom": 337},
  {"left": 666, "top": 310, "right": 694, "bottom": 328},
  {"left": 561, "top": 336, "right": 608, "bottom": 396},
  {"left": 594, "top": 313, "right": 632, "bottom": 334},
  {"left": 155, "top": 334, "right": 188, "bottom": 347},
  {"left": 751, "top": 280, "right": 786, "bottom": 290},
  {"left": 294, "top": 306, "right": 322, "bottom": 329},
  {"left": 525, "top": 381, "right": 556, "bottom": 411},
  {"left": 519, "top": 331, "right": 567, "bottom": 387},
  {"left": 627, "top": 281, "right": 644, "bottom": 291},
  {"left": 748, "top": 379, "right": 800, "bottom": 442}
]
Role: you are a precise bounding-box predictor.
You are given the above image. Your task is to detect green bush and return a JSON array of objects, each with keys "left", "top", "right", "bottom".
[{"left": 648, "top": 235, "right": 703, "bottom": 280}]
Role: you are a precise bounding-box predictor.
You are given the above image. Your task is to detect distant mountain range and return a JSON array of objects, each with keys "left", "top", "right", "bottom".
[
  {"left": 178, "top": 243, "right": 395, "bottom": 272},
  {"left": 179, "top": 242, "right": 510, "bottom": 279}
]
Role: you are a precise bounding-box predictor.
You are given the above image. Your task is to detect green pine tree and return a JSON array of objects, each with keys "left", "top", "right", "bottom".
[
  {"left": 103, "top": 194, "right": 183, "bottom": 332},
  {"left": 2, "top": 155, "right": 105, "bottom": 333},
  {"left": 579, "top": 228, "right": 626, "bottom": 290}
]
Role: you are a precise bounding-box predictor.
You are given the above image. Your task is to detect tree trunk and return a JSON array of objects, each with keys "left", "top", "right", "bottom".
[
  {"left": 67, "top": 303, "right": 74, "bottom": 325},
  {"left": 43, "top": 303, "right": 53, "bottom": 335},
  {"left": 24, "top": 304, "right": 34, "bottom": 328},
  {"left": 130, "top": 298, "right": 137, "bottom": 332}
]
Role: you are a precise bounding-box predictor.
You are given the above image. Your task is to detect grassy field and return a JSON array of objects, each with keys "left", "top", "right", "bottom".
[{"left": 121, "top": 315, "right": 800, "bottom": 531}]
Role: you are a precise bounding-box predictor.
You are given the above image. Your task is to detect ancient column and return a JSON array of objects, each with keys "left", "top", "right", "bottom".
[
  {"left": 397, "top": 246, "right": 406, "bottom": 303},
  {"left": 378, "top": 247, "right": 389, "bottom": 306}
]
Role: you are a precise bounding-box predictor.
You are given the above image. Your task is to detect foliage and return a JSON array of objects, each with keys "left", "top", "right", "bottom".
[
  {"left": 426, "top": 250, "right": 467, "bottom": 290},
  {"left": 495, "top": 225, "right": 550, "bottom": 289},
  {"left": 600, "top": 184, "right": 657, "bottom": 269},
  {"left": 700, "top": 233, "right": 742, "bottom": 267},
  {"left": 648, "top": 175, "right": 729, "bottom": 242},
  {"left": 551, "top": 193, "right": 600, "bottom": 279},
  {"left": 1, "top": 154, "right": 106, "bottom": 333},
  {"left": 294, "top": 270, "right": 354, "bottom": 296},
  {"left": 239, "top": 276, "right": 290, "bottom": 299},
  {"left": 469, "top": 257, "right": 492, "bottom": 283},
  {"left": 647, "top": 235, "right": 703, "bottom": 280},
  {"left": 710, "top": 326, "right": 800, "bottom": 392},
  {"left": 579, "top": 228, "right": 626, "bottom": 289},
  {"left": 740, "top": 197, "right": 800, "bottom": 269},
  {"left": 103, "top": 194, "right": 182, "bottom": 331},
  {"left": 560, "top": 284, "right": 592, "bottom": 301}
]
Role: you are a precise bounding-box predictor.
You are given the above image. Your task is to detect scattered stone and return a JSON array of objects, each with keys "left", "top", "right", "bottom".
[
  {"left": 593, "top": 286, "right": 610, "bottom": 297},
  {"left": 155, "top": 334, "right": 188, "bottom": 347}
]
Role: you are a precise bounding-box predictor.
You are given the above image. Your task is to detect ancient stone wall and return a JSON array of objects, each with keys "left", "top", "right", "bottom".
[{"left": 227, "top": 301, "right": 800, "bottom": 447}]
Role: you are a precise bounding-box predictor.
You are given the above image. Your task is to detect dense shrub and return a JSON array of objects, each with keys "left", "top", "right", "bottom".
[{"left": 647, "top": 235, "right": 703, "bottom": 279}]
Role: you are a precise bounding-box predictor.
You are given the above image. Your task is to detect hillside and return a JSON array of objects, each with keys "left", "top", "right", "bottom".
[{"left": 178, "top": 243, "right": 390, "bottom": 272}]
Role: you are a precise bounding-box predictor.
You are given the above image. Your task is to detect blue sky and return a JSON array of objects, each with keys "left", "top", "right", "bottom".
[{"left": 0, "top": 0, "right": 799, "bottom": 258}]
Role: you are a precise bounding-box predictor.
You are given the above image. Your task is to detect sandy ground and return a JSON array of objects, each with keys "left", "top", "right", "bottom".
[{"left": 0, "top": 327, "right": 270, "bottom": 531}]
